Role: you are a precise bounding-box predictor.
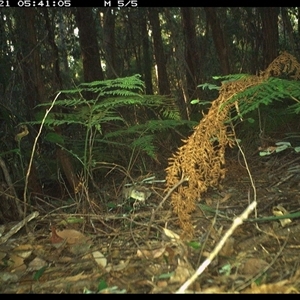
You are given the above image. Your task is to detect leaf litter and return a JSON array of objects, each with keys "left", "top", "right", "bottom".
[{"left": 1, "top": 152, "right": 300, "bottom": 293}]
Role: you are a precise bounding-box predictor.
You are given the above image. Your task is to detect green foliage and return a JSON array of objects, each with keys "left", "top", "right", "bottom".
[
  {"left": 214, "top": 75, "right": 300, "bottom": 121},
  {"left": 27, "top": 74, "right": 195, "bottom": 180},
  {"left": 212, "top": 73, "right": 249, "bottom": 83},
  {"left": 197, "top": 82, "right": 220, "bottom": 91}
]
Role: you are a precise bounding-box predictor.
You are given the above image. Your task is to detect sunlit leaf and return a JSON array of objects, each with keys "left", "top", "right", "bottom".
[
  {"left": 294, "top": 146, "right": 300, "bottom": 153},
  {"left": 197, "top": 83, "right": 220, "bottom": 90},
  {"left": 275, "top": 144, "right": 289, "bottom": 153},
  {"left": 219, "top": 263, "right": 231, "bottom": 276}
]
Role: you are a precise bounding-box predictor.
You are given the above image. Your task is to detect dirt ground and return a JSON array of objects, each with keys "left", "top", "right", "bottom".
[{"left": 1, "top": 148, "right": 300, "bottom": 294}]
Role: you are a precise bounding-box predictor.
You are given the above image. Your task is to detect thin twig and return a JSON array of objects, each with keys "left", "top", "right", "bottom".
[
  {"left": 0, "top": 157, "right": 23, "bottom": 218},
  {"left": 23, "top": 92, "right": 61, "bottom": 219},
  {"left": 176, "top": 200, "right": 257, "bottom": 293},
  {"left": 0, "top": 211, "right": 39, "bottom": 244},
  {"left": 145, "top": 174, "right": 189, "bottom": 239}
]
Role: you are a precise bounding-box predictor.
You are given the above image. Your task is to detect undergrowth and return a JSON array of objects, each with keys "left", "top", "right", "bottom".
[{"left": 27, "top": 74, "right": 196, "bottom": 194}]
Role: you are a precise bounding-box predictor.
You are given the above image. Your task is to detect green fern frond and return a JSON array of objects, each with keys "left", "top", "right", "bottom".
[
  {"left": 103, "top": 119, "right": 196, "bottom": 139},
  {"left": 79, "top": 74, "right": 144, "bottom": 93},
  {"left": 131, "top": 135, "right": 156, "bottom": 158},
  {"left": 94, "top": 96, "right": 143, "bottom": 109},
  {"left": 25, "top": 75, "right": 191, "bottom": 175},
  {"left": 213, "top": 73, "right": 250, "bottom": 82},
  {"left": 222, "top": 77, "right": 300, "bottom": 120},
  {"left": 36, "top": 98, "right": 87, "bottom": 108}
]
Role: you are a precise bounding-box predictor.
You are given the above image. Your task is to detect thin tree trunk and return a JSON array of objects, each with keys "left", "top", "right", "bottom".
[
  {"left": 281, "top": 8, "right": 296, "bottom": 56},
  {"left": 140, "top": 8, "right": 153, "bottom": 95}
]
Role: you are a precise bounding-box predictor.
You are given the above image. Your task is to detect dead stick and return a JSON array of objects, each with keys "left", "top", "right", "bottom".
[{"left": 145, "top": 174, "right": 189, "bottom": 239}]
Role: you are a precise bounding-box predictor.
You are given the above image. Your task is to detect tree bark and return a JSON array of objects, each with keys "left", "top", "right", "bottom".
[
  {"left": 148, "top": 8, "right": 171, "bottom": 95},
  {"left": 103, "top": 8, "right": 118, "bottom": 79},
  {"left": 181, "top": 8, "right": 201, "bottom": 98},
  {"left": 140, "top": 8, "right": 153, "bottom": 95},
  {"left": 43, "top": 8, "right": 63, "bottom": 92},
  {"left": 260, "top": 7, "right": 279, "bottom": 68},
  {"left": 14, "top": 8, "right": 45, "bottom": 200},
  {"left": 75, "top": 7, "right": 104, "bottom": 82},
  {"left": 204, "top": 7, "right": 230, "bottom": 75},
  {"left": 15, "top": 8, "right": 46, "bottom": 110}
]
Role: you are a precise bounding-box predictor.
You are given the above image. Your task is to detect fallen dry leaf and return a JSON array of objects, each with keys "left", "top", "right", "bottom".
[
  {"left": 169, "top": 258, "right": 194, "bottom": 284},
  {"left": 219, "top": 237, "right": 235, "bottom": 257},
  {"left": 108, "top": 258, "right": 130, "bottom": 272},
  {"left": 239, "top": 258, "right": 269, "bottom": 276},
  {"left": 137, "top": 247, "right": 166, "bottom": 259},
  {"left": 50, "top": 226, "right": 90, "bottom": 248},
  {"left": 8, "top": 254, "right": 26, "bottom": 272},
  {"left": 92, "top": 251, "right": 107, "bottom": 268},
  {"left": 50, "top": 226, "right": 65, "bottom": 247},
  {"left": 55, "top": 229, "right": 90, "bottom": 244},
  {"left": 13, "top": 244, "right": 33, "bottom": 259},
  {"left": 242, "top": 280, "right": 297, "bottom": 293},
  {"left": 28, "top": 257, "right": 47, "bottom": 271},
  {"left": 162, "top": 228, "right": 180, "bottom": 241}
]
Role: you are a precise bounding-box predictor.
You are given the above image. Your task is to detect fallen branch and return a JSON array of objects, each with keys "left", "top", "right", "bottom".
[
  {"left": 0, "top": 211, "right": 39, "bottom": 244},
  {"left": 176, "top": 200, "right": 257, "bottom": 293}
]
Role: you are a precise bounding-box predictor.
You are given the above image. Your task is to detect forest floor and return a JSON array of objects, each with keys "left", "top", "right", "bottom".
[{"left": 1, "top": 149, "right": 300, "bottom": 294}]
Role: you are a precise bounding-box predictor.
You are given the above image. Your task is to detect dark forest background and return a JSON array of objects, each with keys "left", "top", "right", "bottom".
[{"left": 0, "top": 7, "right": 299, "bottom": 220}]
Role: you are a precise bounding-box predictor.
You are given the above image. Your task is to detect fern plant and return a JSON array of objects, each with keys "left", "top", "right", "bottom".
[
  {"left": 222, "top": 76, "right": 300, "bottom": 120},
  {"left": 29, "top": 74, "right": 196, "bottom": 187}
]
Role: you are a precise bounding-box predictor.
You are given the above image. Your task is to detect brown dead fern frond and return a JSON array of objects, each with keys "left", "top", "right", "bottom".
[{"left": 166, "top": 51, "right": 300, "bottom": 237}]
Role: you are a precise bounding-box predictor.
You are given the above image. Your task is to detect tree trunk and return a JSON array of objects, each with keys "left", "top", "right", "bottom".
[
  {"left": 14, "top": 8, "right": 45, "bottom": 200},
  {"left": 260, "top": 7, "right": 279, "bottom": 68},
  {"left": 15, "top": 8, "right": 46, "bottom": 111},
  {"left": 43, "top": 8, "right": 63, "bottom": 92},
  {"left": 75, "top": 7, "right": 104, "bottom": 82},
  {"left": 140, "top": 8, "right": 153, "bottom": 95},
  {"left": 281, "top": 8, "right": 296, "bottom": 56},
  {"left": 148, "top": 8, "right": 171, "bottom": 95},
  {"left": 57, "top": 10, "right": 70, "bottom": 78},
  {"left": 164, "top": 8, "right": 190, "bottom": 119},
  {"left": 181, "top": 8, "right": 201, "bottom": 99},
  {"left": 204, "top": 7, "right": 230, "bottom": 75},
  {"left": 102, "top": 8, "right": 118, "bottom": 79}
]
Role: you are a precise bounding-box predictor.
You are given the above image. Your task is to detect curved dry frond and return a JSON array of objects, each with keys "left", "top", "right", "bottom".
[{"left": 166, "top": 51, "right": 300, "bottom": 237}]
